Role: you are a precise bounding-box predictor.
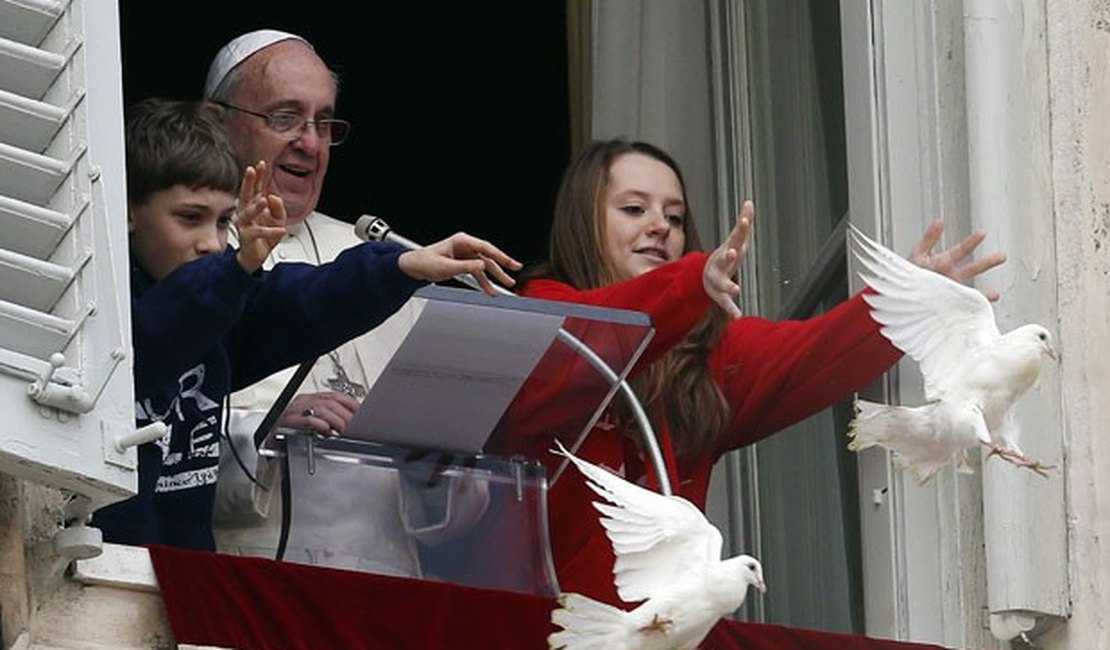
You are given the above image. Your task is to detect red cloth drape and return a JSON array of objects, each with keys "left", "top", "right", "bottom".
[{"left": 149, "top": 545, "right": 951, "bottom": 650}]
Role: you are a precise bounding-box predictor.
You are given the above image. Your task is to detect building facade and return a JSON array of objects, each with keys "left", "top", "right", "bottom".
[{"left": 1, "top": 1, "right": 1108, "bottom": 648}]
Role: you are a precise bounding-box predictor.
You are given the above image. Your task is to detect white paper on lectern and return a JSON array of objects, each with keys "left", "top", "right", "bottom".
[{"left": 345, "top": 296, "right": 564, "bottom": 453}]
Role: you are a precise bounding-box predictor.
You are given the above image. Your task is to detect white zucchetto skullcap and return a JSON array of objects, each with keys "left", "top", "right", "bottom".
[{"left": 204, "top": 29, "right": 312, "bottom": 98}]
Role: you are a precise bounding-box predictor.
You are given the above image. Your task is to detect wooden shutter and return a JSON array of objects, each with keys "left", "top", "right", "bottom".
[{"left": 0, "top": 0, "right": 137, "bottom": 506}]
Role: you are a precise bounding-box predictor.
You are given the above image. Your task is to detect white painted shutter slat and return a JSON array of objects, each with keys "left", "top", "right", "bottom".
[
  {"left": 0, "top": 246, "right": 83, "bottom": 310},
  {"left": 0, "top": 0, "right": 65, "bottom": 46},
  {"left": 0, "top": 193, "right": 73, "bottom": 258},
  {"left": 0, "top": 35, "right": 67, "bottom": 99},
  {"left": 0, "top": 141, "right": 75, "bottom": 204},
  {"left": 0, "top": 87, "right": 69, "bottom": 151}
]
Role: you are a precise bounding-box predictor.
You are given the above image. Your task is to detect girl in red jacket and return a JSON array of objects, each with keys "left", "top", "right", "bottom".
[{"left": 518, "top": 139, "right": 1005, "bottom": 606}]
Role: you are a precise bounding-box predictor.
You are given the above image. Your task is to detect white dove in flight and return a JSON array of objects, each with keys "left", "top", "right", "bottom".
[
  {"left": 845, "top": 223, "right": 1058, "bottom": 482},
  {"left": 547, "top": 441, "right": 766, "bottom": 650}
]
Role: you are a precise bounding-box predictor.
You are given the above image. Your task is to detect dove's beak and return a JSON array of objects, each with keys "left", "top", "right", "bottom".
[
  {"left": 1047, "top": 345, "right": 1059, "bottom": 362},
  {"left": 754, "top": 578, "right": 767, "bottom": 594}
]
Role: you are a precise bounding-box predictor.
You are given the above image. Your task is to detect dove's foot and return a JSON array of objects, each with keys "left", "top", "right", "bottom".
[
  {"left": 982, "top": 443, "right": 1015, "bottom": 460},
  {"left": 1010, "top": 456, "right": 1057, "bottom": 478},
  {"left": 638, "top": 614, "right": 675, "bottom": 635},
  {"left": 983, "top": 444, "right": 1057, "bottom": 477}
]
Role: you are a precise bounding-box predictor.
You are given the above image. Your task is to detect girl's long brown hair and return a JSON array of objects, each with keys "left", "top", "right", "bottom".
[{"left": 528, "top": 140, "right": 730, "bottom": 460}]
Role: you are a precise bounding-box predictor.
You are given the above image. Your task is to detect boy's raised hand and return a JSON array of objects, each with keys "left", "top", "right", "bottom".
[
  {"left": 235, "top": 161, "right": 287, "bottom": 274},
  {"left": 397, "top": 232, "right": 523, "bottom": 296}
]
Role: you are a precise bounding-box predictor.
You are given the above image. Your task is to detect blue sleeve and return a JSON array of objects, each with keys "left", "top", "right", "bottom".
[
  {"left": 227, "top": 241, "right": 425, "bottom": 388},
  {"left": 131, "top": 249, "right": 257, "bottom": 388}
]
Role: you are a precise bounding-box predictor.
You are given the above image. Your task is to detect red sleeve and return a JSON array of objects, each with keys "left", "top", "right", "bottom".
[
  {"left": 710, "top": 292, "right": 902, "bottom": 454},
  {"left": 521, "top": 251, "right": 713, "bottom": 368}
]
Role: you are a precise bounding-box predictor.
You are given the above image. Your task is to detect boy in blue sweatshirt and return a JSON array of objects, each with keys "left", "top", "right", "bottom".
[{"left": 91, "top": 99, "right": 519, "bottom": 550}]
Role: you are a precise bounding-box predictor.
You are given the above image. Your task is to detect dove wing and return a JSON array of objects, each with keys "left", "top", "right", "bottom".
[
  {"left": 848, "top": 224, "right": 1001, "bottom": 400},
  {"left": 555, "top": 442, "right": 723, "bottom": 604}
]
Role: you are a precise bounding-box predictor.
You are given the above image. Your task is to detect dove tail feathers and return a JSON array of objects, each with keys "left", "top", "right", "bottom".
[
  {"left": 847, "top": 399, "right": 901, "bottom": 451},
  {"left": 548, "top": 592, "right": 628, "bottom": 650},
  {"left": 847, "top": 399, "right": 957, "bottom": 484}
]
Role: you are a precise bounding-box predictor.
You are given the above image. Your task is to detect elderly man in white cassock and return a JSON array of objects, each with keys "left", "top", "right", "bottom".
[{"left": 206, "top": 30, "right": 486, "bottom": 576}]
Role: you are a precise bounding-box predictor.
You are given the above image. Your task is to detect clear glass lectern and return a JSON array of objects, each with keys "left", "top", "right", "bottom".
[{"left": 260, "top": 285, "right": 654, "bottom": 596}]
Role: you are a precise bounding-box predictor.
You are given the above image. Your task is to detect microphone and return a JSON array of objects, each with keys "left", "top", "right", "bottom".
[
  {"left": 354, "top": 214, "right": 513, "bottom": 296},
  {"left": 355, "top": 214, "right": 421, "bottom": 250}
]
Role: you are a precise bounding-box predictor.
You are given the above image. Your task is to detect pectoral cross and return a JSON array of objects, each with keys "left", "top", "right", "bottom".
[{"left": 324, "top": 351, "right": 366, "bottom": 400}]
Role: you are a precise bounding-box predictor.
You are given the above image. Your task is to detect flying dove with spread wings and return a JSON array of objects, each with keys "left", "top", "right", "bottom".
[
  {"left": 547, "top": 441, "right": 765, "bottom": 650},
  {"left": 846, "top": 223, "right": 1058, "bottom": 483}
]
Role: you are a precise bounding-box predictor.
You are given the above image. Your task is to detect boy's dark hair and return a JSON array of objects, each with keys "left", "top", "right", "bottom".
[{"left": 125, "top": 98, "right": 241, "bottom": 205}]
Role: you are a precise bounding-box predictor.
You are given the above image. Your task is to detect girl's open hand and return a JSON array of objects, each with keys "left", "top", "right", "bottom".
[{"left": 704, "top": 200, "right": 754, "bottom": 318}]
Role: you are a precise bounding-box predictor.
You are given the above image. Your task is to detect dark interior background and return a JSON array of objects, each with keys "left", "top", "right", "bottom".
[{"left": 117, "top": 3, "right": 571, "bottom": 267}]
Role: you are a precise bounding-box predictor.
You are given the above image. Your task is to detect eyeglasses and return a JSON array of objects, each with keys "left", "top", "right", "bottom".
[{"left": 213, "top": 101, "right": 351, "bottom": 146}]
